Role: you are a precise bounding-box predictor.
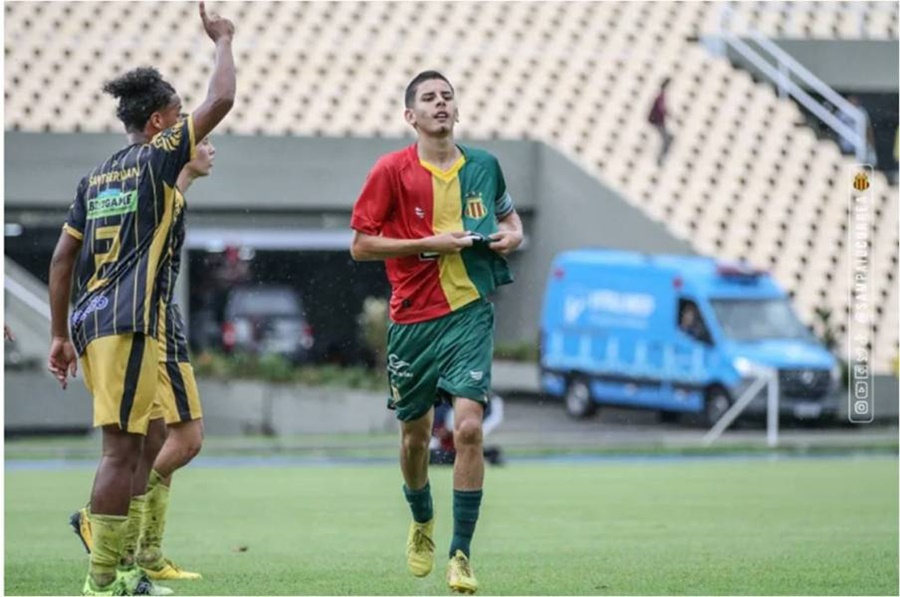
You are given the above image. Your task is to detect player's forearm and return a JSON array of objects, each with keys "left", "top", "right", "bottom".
[
  {"left": 194, "top": 39, "right": 236, "bottom": 141},
  {"left": 208, "top": 39, "right": 236, "bottom": 109},
  {"left": 177, "top": 170, "right": 198, "bottom": 194},
  {"left": 350, "top": 233, "right": 432, "bottom": 261},
  {"left": 497, "top": 210, "right": 524, "bottom": 249},
  {"left": 48, "top": 252, "right": 75, "bottom": 339}
]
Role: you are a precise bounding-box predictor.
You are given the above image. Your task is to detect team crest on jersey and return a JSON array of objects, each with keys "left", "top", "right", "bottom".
[
  {"left": 464, "top": 193, "right": 486, "bottom": 220},
  {"left": 151, "top": 120, "right": 185, "bottom": 152}
]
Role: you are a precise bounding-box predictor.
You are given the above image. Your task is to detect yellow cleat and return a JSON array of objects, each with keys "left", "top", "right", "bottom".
[
  {"left": 81, "top": 573, "right": 126, "bottom": 596},
  {"left": 70, "top": 507, "right": 93, "bottom": 554},
  {"left": 406, "top": 518, "right": 435, "bottom": 577},
  {"left": 447, "top": 550, "right": 479, "bottom": 594},
  {"left": 142, "top": 558, "right": 202, "bottom": 581}
]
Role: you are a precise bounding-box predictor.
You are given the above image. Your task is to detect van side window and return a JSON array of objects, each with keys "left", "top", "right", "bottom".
[{"left": 678, "top": 299, "right": 712, "bottom": 344}]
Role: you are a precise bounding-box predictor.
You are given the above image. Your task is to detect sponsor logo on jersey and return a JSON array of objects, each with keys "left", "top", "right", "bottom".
[{"left": 87, "top": 189, "right": 138, "bottom": 220}]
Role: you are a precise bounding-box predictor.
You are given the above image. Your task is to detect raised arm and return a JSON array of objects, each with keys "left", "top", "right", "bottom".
[{"left": 191, "top": 1, "right": 236, "bottom": 142}]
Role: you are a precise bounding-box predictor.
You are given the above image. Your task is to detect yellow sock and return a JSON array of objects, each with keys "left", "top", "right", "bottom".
[
  {"left": 90, "top": 513, "right": 127, "bottom": 587},
  {"left": 120, "top": 496, "right": 146, "bottom": 566},
  {"left": 137, "top": 470, "right": 169, "bottom": 569}
]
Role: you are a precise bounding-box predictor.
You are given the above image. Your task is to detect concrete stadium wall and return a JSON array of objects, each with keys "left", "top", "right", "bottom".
[
  {"left": 719, "top": 39, "right": 898, "bottom": 93},
  {"left": 772, "top": 40, "right": 899, "bottom": 93},
  {"left": 4, "top": 132, "right": 539, "bottom": 212}
]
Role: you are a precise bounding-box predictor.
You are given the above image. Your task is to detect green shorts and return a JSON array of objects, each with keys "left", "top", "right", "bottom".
[{"left": 386, "top": 300, "right": 494, "bottom": 422}]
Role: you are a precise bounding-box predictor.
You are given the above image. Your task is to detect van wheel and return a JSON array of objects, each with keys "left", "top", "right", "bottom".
[
  {"left": 704, "top": 387, "right": 733, "bottom": 427},
  {"left": 564, "top": 378, "right": 597, "bottom": 419}
]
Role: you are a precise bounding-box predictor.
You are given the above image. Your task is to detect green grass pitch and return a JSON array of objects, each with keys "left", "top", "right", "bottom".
[{"left": 4, "top": 456, "right": 898, "bottom": 595}]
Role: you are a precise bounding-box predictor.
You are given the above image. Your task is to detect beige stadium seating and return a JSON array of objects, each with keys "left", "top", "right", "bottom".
[{"left": 4, "top": 0, "right": 898, "bottom": 371}]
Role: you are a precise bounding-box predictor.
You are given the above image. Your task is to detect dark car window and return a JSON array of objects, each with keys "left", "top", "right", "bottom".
[
  {"left": 677, "top": 298, "right": 713, "bottom": 345},
  {"left": 227, "top": 289, "right": 302, "bottom": 318}
]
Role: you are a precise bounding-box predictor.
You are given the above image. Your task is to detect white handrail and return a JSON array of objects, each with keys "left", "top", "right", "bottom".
[
  {"left": 714, "top": 4, "right": 871, "bottom": 163},
  {"left": 701, "top": 373, "right": 772, "bottom": 446},
  {"left": 5, "top": 277, "right": 51, "bottom": 320},
  {"left": 726, "top": 34, "right": 861, "bottom": 151}
]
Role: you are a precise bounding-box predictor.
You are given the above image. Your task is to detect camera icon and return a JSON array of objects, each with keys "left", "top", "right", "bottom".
[{"left": 853, "top": 401, "right": 870, "bottom": 416}]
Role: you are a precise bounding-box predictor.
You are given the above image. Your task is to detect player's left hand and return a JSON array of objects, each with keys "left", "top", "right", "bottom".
[
  {"left": 4, "top": 325, "right": 14, "bottom": 342},
  {"left": 488, "top": 230, "right": 523, "bottom": 256},
  {"left": 48, "top": 337, "right": 78, "bottom": 390}
]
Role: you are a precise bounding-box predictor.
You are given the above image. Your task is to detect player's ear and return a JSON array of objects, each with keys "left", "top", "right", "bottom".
[
  {"left": 404, "top": 108, "right": 417, "bottom": 128},
  {"left": 148, "top": 111, "right": 164, "bottom": 133}
]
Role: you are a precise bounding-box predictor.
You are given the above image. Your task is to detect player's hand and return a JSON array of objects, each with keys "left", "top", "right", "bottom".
[
  {"left": 199, "top": 1, "right": 235, "bottom": 43},
  {"left": 48, "top": 336, "right": 78, "bottom": 390},
  {"left": 4, "top": 325, "right": 14, "bottom": 342},
  {"left": 424, "top": 231, "right": 476, "bottom": 254},
  {"left": 488, "top": 230, "right": 523, "bottom": 256}
]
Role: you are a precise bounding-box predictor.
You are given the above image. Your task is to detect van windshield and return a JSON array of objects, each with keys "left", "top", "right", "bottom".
[{"left": 710, "top": 298, "right": 811, "bottom": 342}]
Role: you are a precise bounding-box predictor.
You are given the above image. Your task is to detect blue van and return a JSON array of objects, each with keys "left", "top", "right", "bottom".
[{"left": 539, "top": 249, "right": 841, "bottom": 425}]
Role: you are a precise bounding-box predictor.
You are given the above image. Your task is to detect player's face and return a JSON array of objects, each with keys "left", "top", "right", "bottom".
[
  {"left": 406, "top": 79, "right": 458, "bottom": 137},
  {"left": 190, "top": 138, "right": 216, "bottom": 176}
]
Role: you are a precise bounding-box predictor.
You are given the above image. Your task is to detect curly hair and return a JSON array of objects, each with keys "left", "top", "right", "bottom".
[{"left": 103, "top": 67, "right": 176, "bottom": 132}]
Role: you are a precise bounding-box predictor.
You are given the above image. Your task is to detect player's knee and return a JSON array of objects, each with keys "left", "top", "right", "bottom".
[
  {"left": 454, "top": 418, "right": 483, "bottom": 447},
  {"left": 103, "top": 447, "right": 142, "bottom": 473},
  {"left": 183, "top": 437, "right": 202, "bottom": 463},
  {"left": 402, "top": 430, "right": 430, "bottom": 454},
  {"left": 173, "top": 428, "right": 203, "bottom": 466}
]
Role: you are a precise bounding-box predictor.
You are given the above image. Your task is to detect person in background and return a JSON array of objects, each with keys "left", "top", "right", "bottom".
[{"left": 648, "top": 78, "right": 673, "bottom": 167}]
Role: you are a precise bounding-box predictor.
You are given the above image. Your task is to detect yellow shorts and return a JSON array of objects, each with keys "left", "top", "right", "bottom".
[
  {"left": 82, "top": 333, "right": 158, "bottom": 435},
  {"left": 149, "top": 361, "right": 203, "bottom": 425}
]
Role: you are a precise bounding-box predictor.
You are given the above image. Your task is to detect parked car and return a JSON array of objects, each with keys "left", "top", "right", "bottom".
[
  {"left": 539, "top": 249, "right": 841, "bottom": 425},
  {"left": 221, "top": 285, "right": 314, "bottom": 363}
]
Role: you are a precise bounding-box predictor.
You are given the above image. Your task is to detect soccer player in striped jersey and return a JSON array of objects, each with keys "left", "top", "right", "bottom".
[
  {"left": 47, "top": 3, "right": 235, "bottom": 594},
  {"left": 69, "top": 138, "right": 217, "bottom": 582},
  {"left": 350, "top": 70, "right": 524, "bottom": 594}
]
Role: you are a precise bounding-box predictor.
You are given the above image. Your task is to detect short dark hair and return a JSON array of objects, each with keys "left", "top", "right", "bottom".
[
  {"left": 103, "top": 67, "right": 176, "bottom": 132},
  {"left": 405, "top": 71, "right": 454, "bottom": 108}
]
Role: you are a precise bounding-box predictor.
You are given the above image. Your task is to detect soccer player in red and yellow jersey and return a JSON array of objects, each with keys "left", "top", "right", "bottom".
[
  {"left": 47, "top": 3, "right": 235, "bottom": 594},
  {"left": 351, "top": 70, "right": 524, "bottom": 594}
]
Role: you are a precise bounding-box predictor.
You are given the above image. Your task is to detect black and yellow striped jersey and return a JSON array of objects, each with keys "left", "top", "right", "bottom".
[
  {"left": 64, "top": 116, "right": 196, "bottom": 355},
  {"left": 156, "top": 186, "right": 191, "bottom": 362}
]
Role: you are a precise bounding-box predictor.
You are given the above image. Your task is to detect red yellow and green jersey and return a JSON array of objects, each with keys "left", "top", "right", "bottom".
[
  {"left": 351, "top": 144, "right": 515, "bottom": 324},
  {"left": 63, "top": 116, "right": 196, "bottom": 355}
]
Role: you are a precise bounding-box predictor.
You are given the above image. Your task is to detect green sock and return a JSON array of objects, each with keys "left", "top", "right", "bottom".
[
  {"left": 137, "top": 470, "right": 169, "bottom": 568},
  {"left": 89, "top": 513, "right": 128, "bottom": 587},
  {"left": 119, "top": 495, "right": 146, "bottom": 566},
  {"left": 403, "top": 481, "right": 433, "bottom": 524},
  {"left": 450, "top": 489, "right": 483, "bottom": 558}
]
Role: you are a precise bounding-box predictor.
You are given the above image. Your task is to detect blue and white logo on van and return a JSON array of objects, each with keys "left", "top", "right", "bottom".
[{"left": 563, "top": 290, "right": 655, "bottom": 324}]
